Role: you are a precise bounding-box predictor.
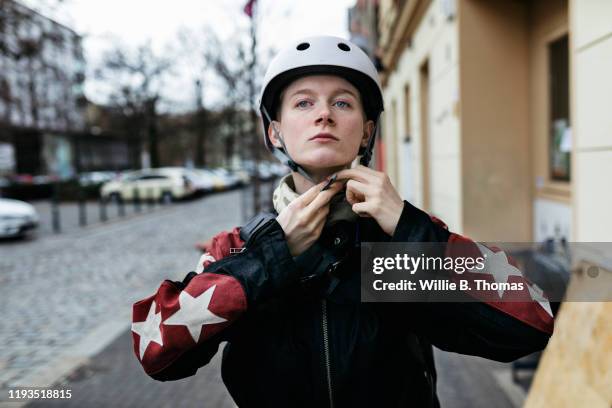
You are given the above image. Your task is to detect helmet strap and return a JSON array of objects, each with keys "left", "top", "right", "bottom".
[
  {"left": 359, "top": 113, "right": 381, "bottom": 168},
  {"left": 262, "top": 107, "right": 381, "bottom": 182},
  {"left": 262, "top": 106, "right": 317, "bottom": 183}
]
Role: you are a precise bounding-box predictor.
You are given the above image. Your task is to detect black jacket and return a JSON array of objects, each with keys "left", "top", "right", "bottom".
[{"left": 131, "top": 200, "right": 554, "bottom": 407}]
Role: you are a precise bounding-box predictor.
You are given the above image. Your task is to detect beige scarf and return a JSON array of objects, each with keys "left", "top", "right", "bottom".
[{"left": 272, "top": 174, "right": 359, "bottom": 226}]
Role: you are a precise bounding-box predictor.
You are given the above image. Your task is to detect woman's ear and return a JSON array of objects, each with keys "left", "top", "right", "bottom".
[
  {"left": 361, "top": 120, "right": 375, "bottom": 147},
  {"left": 267, "top": 120, "right": 283, "bottom": 148}
]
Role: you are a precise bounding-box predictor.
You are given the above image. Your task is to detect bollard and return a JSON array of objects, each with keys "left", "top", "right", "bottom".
[
  {"left": 160, "top": 191, "right": 172, "bottom": 205},
  {"left": 78, "top": 188, "right": 87, "bottom": 227},
  {"left": 117, "top": 194, "right": 125, "bottom": 217},
  {"left": 51, "top": 182, "right": 61, "bottom": 233},
  {"left": 99, "top": 195, "right": 107, "bottom": 222},
  {"left": 133, "top": 187, "right": 141, "bottom": 213},
  {"left": 147, "top": 188, "right": 155, "bottom": 211}
]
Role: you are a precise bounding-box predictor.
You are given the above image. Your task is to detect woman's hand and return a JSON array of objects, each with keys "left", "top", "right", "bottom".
[
  {"left": 335, "top": 165, "right": 405, "bottom": 236},
  {"left": 276, "top": 180, "right": 344, "bottom": 257}
]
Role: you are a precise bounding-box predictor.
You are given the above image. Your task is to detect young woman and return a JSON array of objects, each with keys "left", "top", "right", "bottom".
[{"left": 132, "top": 36, "right": 554, "bottom": 408}]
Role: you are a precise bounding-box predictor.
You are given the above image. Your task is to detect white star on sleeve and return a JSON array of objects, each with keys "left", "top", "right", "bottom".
[
  {"left": 131, "top": 301, "right": 163, "bottom": 360},
  {"left": 526, "top": 283, "right": 554, "bottom": 317},
  {"left": 195, "top": 253, "right": 216, "bottom": 273},
  {"left": 469, "top": 243, "right": 523, "bottom": 298},
  {"left": 163, "top": 285, "right": 227, "bottom": 343}
]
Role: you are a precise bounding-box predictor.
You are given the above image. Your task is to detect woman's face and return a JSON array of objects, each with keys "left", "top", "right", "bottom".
[{"left": 269, "top": 75, "right": 374, "bottom": 176}]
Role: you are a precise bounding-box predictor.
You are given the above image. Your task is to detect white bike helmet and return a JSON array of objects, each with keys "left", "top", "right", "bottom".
[{"left": 259, "top": 35, "right": 384, "bottom": 181}]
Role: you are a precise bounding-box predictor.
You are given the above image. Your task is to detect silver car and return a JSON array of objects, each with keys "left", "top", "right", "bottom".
[{"left": 0, "top": 198, "right": 39, "bottom": 238}]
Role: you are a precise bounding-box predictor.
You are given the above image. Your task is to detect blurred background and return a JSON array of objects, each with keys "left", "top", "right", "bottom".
[{"left": 0, "top": 0, "right": 610, "bottom": 407}]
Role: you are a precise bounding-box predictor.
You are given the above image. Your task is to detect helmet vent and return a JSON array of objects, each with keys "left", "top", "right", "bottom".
[
  {"left": 296, "top": 42, "right": 310, "bottom": 51},
  {"left": 337, "top": 42, "right": 351, "bottom": 52}
]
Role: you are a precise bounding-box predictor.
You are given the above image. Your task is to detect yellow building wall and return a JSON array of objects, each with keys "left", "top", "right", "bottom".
[
  {"left": 383, "top": 0, "right": 463, "bottom": 232},
  {"left": 457, "top": 0, "right": 532, "bottom": 241},
  {"left": 571, "top": 0, "right": 612, "bottom": 242},
  {"left": 525, "top": 1, "right": 612, "bottom": 406}
]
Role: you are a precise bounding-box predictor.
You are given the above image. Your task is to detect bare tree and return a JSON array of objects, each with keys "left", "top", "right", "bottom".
[
  {"left": 96, "top": 42, "right": 172, "bottom": 168},
  {"left": 177, "top": 27, "right": 254, "bottom": 167}
]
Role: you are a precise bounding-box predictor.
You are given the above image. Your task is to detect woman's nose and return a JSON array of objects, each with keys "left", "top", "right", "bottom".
[{"left": 315, "top": 106, "right": 335, "bottom": 125}]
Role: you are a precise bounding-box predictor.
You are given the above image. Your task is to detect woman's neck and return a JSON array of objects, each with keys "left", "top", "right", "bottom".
[{"left": 291, "top": 164, "right": 348, "bottom": 195}]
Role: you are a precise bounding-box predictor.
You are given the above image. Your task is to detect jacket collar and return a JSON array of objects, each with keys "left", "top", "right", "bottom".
[{"left": 272, "top": 174, "right": 359, "bottom": 227}]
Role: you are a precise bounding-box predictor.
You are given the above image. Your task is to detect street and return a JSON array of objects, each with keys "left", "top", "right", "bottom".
[
  {"left": 0, "top": 190, "right": 243, "bottom": 405},
  {"left": 0, "top": 190, "right": 524, "bottom": 407}
]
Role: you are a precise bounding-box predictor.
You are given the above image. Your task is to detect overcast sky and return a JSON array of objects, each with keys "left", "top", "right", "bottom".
[{"left": 23, "top": 0, "right": 356, "bottom": 111}]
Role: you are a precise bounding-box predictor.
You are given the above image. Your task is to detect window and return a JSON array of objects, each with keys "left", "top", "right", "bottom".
[{"left": 548, "top": 34, "right": 570, "bottom": 182}]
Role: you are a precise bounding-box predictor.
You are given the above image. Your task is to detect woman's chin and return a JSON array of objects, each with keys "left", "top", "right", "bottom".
[{"left": 299, "top": 154, "right": 351, "bottom": 171}]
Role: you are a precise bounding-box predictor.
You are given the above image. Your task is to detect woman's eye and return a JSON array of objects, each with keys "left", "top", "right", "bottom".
[{"left": 334, "top": 100, "right": 350, "bottom": 108}]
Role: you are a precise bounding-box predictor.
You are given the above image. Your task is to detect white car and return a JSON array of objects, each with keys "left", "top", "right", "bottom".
[
  {"left": 78, "top": 171, "right": 117, "bottom": 187},
  {"left": 100, "top": 168, "right": 197, "bottom": 202},
  {"left": 0, "top": 198, "right": 39, "bottom": 238},
  {"left": 191, "top": 169, "right": 227, "bottom": 191},
  {"left": 211, "top": 168, "right": 241, "bottom": 189},
  {"left": 185, "top": 169, "right": 216, "bottom": 193}
]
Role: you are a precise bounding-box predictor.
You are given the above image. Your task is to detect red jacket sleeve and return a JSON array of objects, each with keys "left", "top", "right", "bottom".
[
  {"left": 131, "top": 219, "right": 299, "bottom": 380},
  {"left": 131, "top": 227, "right": 246, "bottom": 377},
  {"left": 392, "top": 200, "right": 555, "bottom": 361}
]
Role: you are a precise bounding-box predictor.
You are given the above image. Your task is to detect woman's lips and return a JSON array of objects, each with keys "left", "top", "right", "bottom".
[{"left": 310, "top": 133, "right": 339, "bottom": 142}]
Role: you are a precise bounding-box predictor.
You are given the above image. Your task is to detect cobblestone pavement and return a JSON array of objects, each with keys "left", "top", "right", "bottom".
[{"left": 0, "top": 189, "right": 243, "bottom": 402}]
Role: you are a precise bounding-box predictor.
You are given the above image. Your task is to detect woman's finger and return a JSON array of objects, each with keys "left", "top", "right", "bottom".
[
  {"left": 346, "top": 184, "right": 364, "bottom": 206},
  {"left": 307, "top": 181, "right": 344, "bottom": 212},
  {"left": 334, "top": 167, "right": 374, "bottom": 184},
  {"left": 354, "top": 164, "right": 381, "bottom": 177},
  {"left": 346, "top": 188, "right": 365, "bottom": 206},
  {"left": 346, "top": 179, "right": 376, "bottom": 204},
  {"left": 345, "top": 179, "right": 371, "bottom": 196},
  {"left": 312, "top": 205, "right": 330, "bottom": 227},
  {"left": 294, "top": 180, "right": 331, "bottom": 207},
  {"left": 351, "top": 201, "right": 373, "bottom": 217}
]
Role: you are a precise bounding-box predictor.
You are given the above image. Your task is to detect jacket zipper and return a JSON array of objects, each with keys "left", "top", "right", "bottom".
[{"left": 321, "top": 299, "right": 334, "bottom": 408}]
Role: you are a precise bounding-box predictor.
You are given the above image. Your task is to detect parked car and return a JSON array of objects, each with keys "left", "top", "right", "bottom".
[
  {"left": 211, "top": 168, "right": 241, "bottom": 189},
  {"left": 242, "top": 160, "right": 276, "bottom": 181},
  {"left": 100, "top": 167, "right": 198, "bottom": 202},
  {"left": 184, "top": 169, "right": 215, "bottom": 194},
  {"left": 0, "top": 198, "right": 39, "bottom": 238},
  {"left": 269, "top": 162, "right": 290, "bottom": 177},
  {"left": 191, "top": 169, "right": 227, "bottom": 191},
  {"left": 0, "top": 176, "right": 9, "bottom": 189},
  {"left": 78, "top": 171, "right": 117, "bottom": 187},
  {"left": 232, "top": 168, "right": 251, "bottom": 185},
  {"left": 259, "top": 162, "right": 278, "bottom": 181}
]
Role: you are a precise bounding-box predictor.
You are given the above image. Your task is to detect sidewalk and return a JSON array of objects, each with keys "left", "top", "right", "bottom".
[
  {"left": 18, "top": 330, "right": 523, "bottom": 408},
  {"left": 26, "top": 329, "right": 236, "bottom": 408}
]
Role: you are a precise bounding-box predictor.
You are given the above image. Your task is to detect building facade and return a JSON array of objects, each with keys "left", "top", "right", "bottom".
[
  {"left": 378, "top": 0, "right": 576, "bottom": 242},
  {"left": 377, "top": 0, "right": 611, "bottom": 406},
  {"left": 0, "top": 0, "right": 86, "bottom": 177}
]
